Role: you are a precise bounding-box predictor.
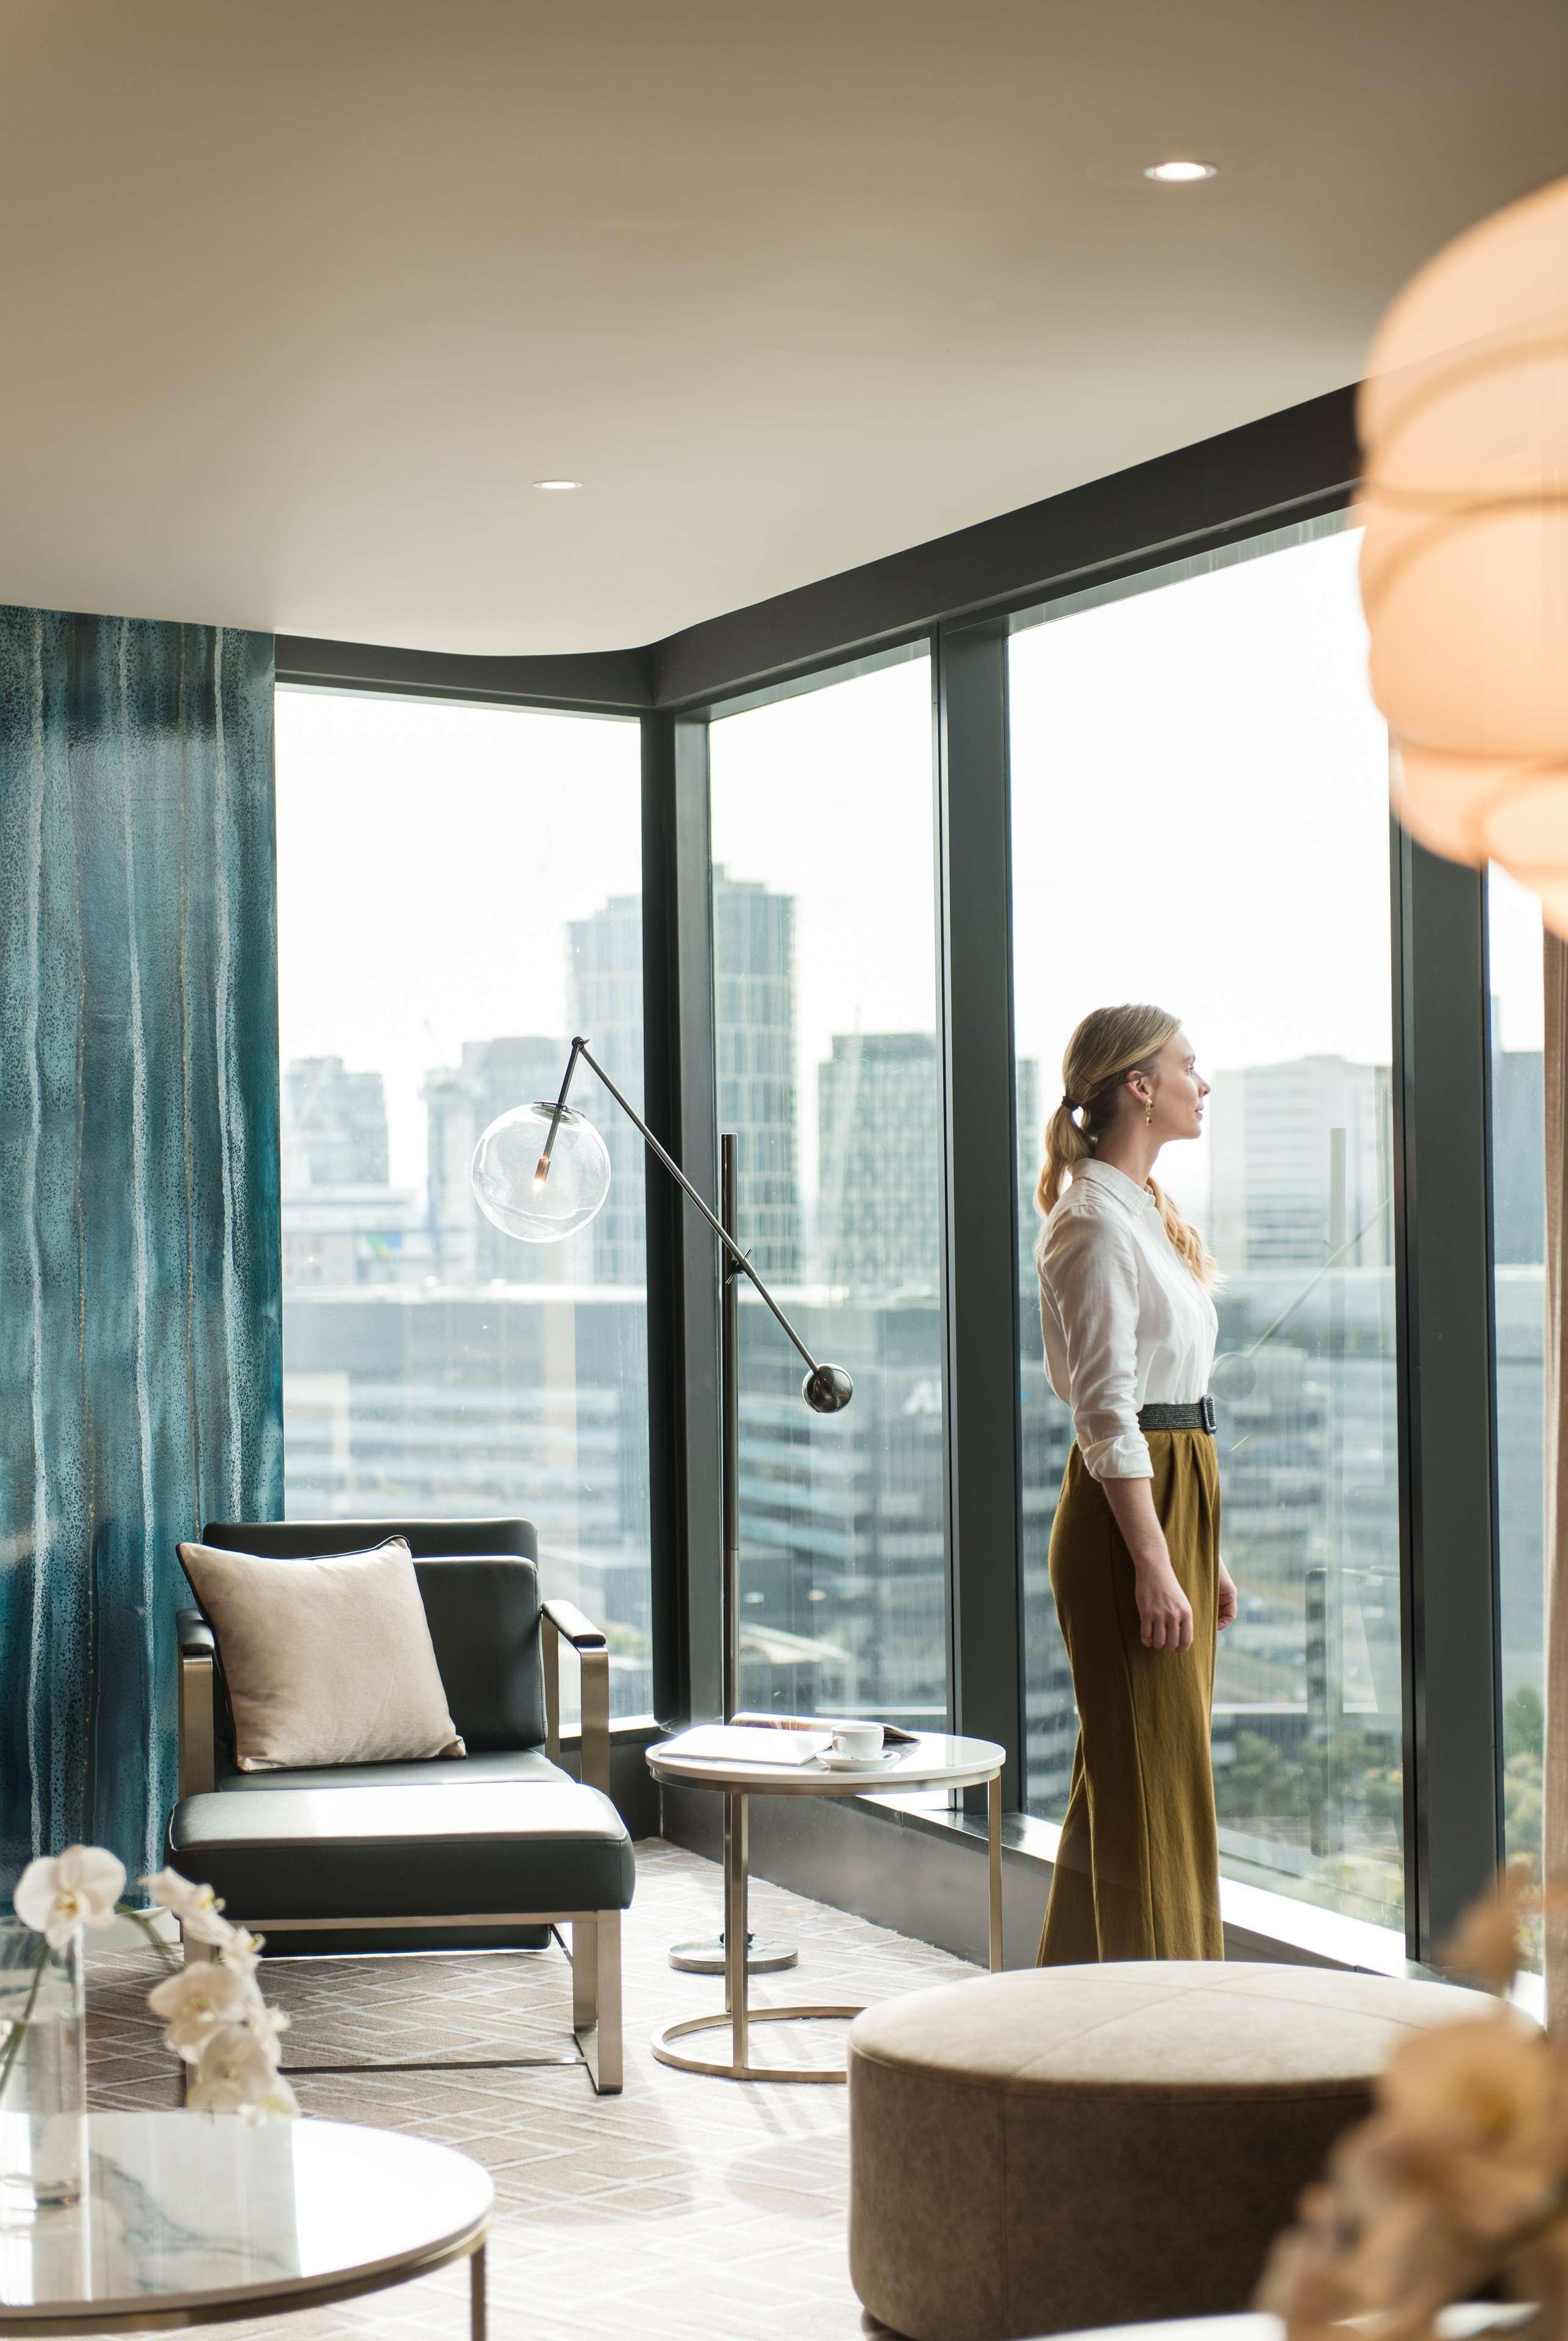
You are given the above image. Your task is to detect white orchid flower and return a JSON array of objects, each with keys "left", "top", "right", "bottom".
[
  {"left": 15, "top": 1846, "right": 127, "bottom": 1947},
  {"left": 240, "top": 2070, "right": 301, "bottom": 2126},
  {"left": 138, "top": 1869, "right": 233, "bottom": 1948},
  {"left": 187, "top": 2023, "right": 295, "bottom": 2119},
  {"left": 219, "top": 1926, "right": 266, "bottom": 1975},
  {"left": 146, "top": 1961, "right": 259, "bottom": 2062}
]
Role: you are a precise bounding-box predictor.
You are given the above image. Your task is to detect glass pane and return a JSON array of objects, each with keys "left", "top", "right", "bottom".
[
  {"left": 1489, "top": 865, "right": 1545, "bottom": 1898},
  {"left": 274, "top": 687, "right": 652, "bottom": 1721},
  {"left": 709, "top": 652, "right": 947, "bottom": 1726},
  {"left": 1010, "top": 520, "right": 1405, "bottom": 1933}
]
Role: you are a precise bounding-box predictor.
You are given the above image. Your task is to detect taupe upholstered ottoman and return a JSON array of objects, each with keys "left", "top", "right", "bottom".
[{"left": 849, "top": 1961, "right": 1497, "bottom": 2341}]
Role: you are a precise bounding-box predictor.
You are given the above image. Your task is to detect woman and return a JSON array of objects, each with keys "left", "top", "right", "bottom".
[{"left": 1034, "top": 1003, "right": 1237, "bottom": 1965}]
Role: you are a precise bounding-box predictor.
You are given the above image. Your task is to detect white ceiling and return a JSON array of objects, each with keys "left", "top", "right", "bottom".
[{"left": 1, "top": 0, "right": 1565, "bottom": 655}]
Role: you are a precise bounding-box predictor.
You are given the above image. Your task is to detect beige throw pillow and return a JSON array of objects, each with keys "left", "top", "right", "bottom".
[{"left": 177, "top": 1536, "right": 466, "bottom": 1771}]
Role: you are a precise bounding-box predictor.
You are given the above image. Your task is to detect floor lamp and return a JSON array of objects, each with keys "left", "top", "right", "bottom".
[{"left": 472, "top": 1035, "right": 853, "bottom": 1976}]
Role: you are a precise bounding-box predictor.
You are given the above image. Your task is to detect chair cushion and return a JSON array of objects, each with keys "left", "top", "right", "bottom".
[
  {"left": 411, "top": 1557, "right": 547, "bottom": 1752},
  {"left": 178, "top": 1535, "right": 466, "bottom": 1770},
  {"left": 850, "top": 1959, "right": 1492, "bottom": 2096},
  {"left": 169, "top": 1780, "right": 635, "bottom": 1919},
  {"left": 215, "top": 1747, "right": 568, "bottom": 1794}
]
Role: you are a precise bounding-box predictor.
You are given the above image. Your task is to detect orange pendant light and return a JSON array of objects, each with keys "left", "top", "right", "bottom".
[{"left": 1359, "top": 176, "right": 1568, "bottom": 929}]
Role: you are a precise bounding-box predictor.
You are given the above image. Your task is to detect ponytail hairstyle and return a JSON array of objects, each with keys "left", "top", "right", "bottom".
[{"left": 1035, "top": 1002, "right": 1218, "bottom": 1288}]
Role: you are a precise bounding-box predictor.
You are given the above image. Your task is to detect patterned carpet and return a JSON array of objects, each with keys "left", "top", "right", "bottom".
[{"left": 86, "top": 1839, "right": 977, "bottom": 2341}]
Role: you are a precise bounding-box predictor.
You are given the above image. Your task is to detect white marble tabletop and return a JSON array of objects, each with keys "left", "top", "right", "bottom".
[
  {"left": 1043, "top": 2311, "right": 1531, "bottom": 2341},
  {"left": 646, "top": 1726, "right": 1005, "bottom": 1795},
  {"left": 0, "top": 2114, "right": 492, "bottom": 2329}
]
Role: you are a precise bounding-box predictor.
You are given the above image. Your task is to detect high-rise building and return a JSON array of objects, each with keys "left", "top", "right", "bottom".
[
  {"left": 727, "top": 1292, "right": 946, "bottom": 1723},
  {"left": 568, "top": 893, "right": 646, "bottom": 1286},
  {"left": 714, "top": 867, "right": 802, "bottom": 1281},
  {"left": 813, "top": 1039, "right": 1040, "bottom": 1292},
  {"left": 818, "top": 1033, "right": 940, "bottom": 1294},
  {"left": 1208, "top": 1055, "right": 1392, "bottom": 1271},
  {"left": 563, "top": 873, "right": 801, "bottom": 1281},
  {"left": 1491, "top": 1040, "right": 1544, "bottom": 1266},
  {"left": 424, "top": 1036, "right": 568, "bottom": 1284},
  {"left": 282, "top": 1281, "right": 654, "bottom": 1719},
  {"left": 1016, "top": 1058, "right": 1041, "bottom": 1227},
  {"left": 281, "top": 1056, "right": 390, "bottom": 1191},
  {"left": 279, "top": 1056, "right": 419, "bottom": 1289}
]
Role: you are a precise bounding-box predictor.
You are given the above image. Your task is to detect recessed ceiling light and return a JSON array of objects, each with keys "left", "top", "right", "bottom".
[
  {"left": 1144, "top": 159, "right": 1217, "bottom": 183},
  {"left": 533, "top": 478, "right": 583, "bottom": 492}
]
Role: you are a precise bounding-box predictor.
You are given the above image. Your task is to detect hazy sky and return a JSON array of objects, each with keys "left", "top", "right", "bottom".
[
  {"left": 276, "top": 687, "right": 641, "bottom": 1191},
  {"left": 1010, "top": 524, "right": 1390, "bottom": 1220},
  {"left": 1491, "top": 864, "right": 1545, "bottom": 1054},
  {"left": 276, "top": 522, "right": 1528, "bottom": 1223},
  {"left": 709, "top": 523, "right": 1400, "bottom": 1225},
  {"left": 710, "top": 655, "right": 936, "bottom": 1205}
]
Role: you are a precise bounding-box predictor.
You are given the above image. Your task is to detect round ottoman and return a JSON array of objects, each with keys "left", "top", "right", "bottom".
[{"left": 848, "top": 1961, "right": 1499, "bottom": 2341}]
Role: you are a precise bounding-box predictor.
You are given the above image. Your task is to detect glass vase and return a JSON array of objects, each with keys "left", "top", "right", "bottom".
[{"left": 0, "top": 1919, "right": 86, "bottom": 2215}]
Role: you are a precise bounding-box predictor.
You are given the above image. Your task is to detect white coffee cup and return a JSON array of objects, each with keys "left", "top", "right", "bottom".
[{"left": 830, "top": 1720, "right": 884, "bottom": 1760}]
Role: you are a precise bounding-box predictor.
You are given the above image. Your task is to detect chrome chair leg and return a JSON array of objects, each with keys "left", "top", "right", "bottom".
[{"left": 572, "top": 1910, "right": 623, "bottom": 2094}]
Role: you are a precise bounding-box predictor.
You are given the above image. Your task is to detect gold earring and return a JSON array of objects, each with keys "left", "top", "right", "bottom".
[{"left": 1144, "top": 1097, "right": 1154, "bottom": 1125}]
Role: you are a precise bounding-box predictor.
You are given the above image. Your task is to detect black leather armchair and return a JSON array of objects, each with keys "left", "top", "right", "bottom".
[{"left": 166, "top": 1517, "right": 633, "bottom": 2093}]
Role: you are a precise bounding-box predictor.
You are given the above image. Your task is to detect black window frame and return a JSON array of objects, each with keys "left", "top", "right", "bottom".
[{"left": 277, "top": 379, "right": 1508, "bottom": 1963}]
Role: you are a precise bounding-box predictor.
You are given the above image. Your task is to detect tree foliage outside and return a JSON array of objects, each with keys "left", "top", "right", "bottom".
[{"left": 1503, "top": 1684, "right": 1543, "bottom": 1867}]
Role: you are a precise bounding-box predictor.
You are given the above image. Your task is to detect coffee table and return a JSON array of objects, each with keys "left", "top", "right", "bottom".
[
  {"left": 646, "top": 1728, "right": 1007, "bottom": 2081},
  {"left": 1038, "top": 2310, "right": 1523, "bottom": 2341},
  {"left": 0, "top": 2113, "right": 492, "bottom": 2336}
]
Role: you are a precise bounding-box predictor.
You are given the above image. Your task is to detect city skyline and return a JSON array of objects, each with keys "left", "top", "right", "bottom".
[{"left": 283, "top": 1009, "right": 1544, "bottom": 1277}]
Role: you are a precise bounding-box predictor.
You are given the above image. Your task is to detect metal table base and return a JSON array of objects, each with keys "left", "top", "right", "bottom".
[{"left": 652, "top": 1774, "right": 1003, "bottom": 2084}]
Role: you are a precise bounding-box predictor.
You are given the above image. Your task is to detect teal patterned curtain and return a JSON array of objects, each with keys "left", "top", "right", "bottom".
[{"left": 0, "top": 608, "right": 282, "bottom": 1889}]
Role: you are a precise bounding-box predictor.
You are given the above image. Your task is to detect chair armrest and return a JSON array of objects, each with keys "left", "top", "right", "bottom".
[
  {"left": 177, "top": 1607, "right": 215, "bottom": 1661},
  {"left": 541, "top": 1599, "right": 611, "bottom": 1797},
  {"left": 176, "top": 1610, "right": 218, "bottom": 1798},
  {"left": 541, "top": 1598, "right": 607, "bottom": 1651}
]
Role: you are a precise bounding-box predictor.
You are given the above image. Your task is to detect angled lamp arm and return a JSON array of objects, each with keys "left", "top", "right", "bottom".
[
  {"left": 529, "top": 1032, "right": 852, "bottom": 1758},
  {"left": 543, "top": 1036, "right": 830, "bottom": 1388}
]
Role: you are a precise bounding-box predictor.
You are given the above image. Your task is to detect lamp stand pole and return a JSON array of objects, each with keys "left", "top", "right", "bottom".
[
  {"left": 668, "top": 1134, "right": 797, "bottom": 1976},
  {"left": 721, "top": 1131, "right": 741, "bottom": 1725}
]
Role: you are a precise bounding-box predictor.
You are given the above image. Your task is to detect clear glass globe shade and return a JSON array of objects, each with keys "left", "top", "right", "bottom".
[{"left": 471, "top": 1102, "right": 611, "bottom": 1244}]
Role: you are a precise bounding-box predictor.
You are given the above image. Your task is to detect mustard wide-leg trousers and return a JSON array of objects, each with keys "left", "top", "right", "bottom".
[{"left": 1036, "top": 1430, "right": 1224, "bottom": 1965}]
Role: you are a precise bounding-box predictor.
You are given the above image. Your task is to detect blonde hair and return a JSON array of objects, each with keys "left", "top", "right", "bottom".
[{"left": 1036, "top": 1003, "right": 1217, "bottom": 1287}]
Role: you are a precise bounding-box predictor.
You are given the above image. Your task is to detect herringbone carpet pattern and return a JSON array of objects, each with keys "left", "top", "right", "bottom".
[{"left": 86, "top": 1839, "right": 976, "bottom": 2340}]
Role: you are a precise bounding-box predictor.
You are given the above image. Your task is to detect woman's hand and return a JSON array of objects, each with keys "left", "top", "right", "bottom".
[
  {"left": 1132, "top": 1554, "right": 1194, "bottom": 1652},
  {"left": 1217, "top": 1561, "right": 1239, "bottom": 1631},
  {"left": 1101, "top": 1476, "right": 1194, "bottom": 1652}
]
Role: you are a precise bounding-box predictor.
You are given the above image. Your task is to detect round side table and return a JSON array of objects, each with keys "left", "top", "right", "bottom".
[
  {"left": 0, "top": 2114, "right": 492, "bottom": 2337},
  {"left": 646, "top": 1728, "right": 1006, "bottom": 2083}
]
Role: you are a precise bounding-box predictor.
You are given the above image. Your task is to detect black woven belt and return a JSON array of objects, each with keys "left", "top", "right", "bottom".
[{"left": 1137, "top": 1397, "right": 1217, "bottom": 1433}]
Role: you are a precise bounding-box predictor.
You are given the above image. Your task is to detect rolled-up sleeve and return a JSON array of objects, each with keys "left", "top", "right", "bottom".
[{"left": 1041, "top": 1208, "right": 1151, "bottom": 1479}]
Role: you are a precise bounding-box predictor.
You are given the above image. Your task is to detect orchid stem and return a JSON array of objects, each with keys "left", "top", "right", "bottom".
[
  {"left": 114, "top": 1903, "right": 181, "bottom": 1972},
  {"left": 0, "top": 1940, "right": 51, "bottom": 2105}
]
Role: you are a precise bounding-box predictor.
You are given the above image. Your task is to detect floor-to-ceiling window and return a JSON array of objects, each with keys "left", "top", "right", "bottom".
[
  {"left": 274, "top": 686, "right": 652, "bottom": 1720},
  {"left": 1488, "top": 866, "right": 1545, "bottom": 1889},
  {"left": 1010, "top": 516, "right": 1405, "bottom": 1931},
  {"left": 707, "top": 649, "right": 949, "bottom": 1726}
]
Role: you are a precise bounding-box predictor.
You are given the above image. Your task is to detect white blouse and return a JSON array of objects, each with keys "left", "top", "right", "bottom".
[{"left": 1038, "top": 1158, "right": 1218, "bottom": 1481}]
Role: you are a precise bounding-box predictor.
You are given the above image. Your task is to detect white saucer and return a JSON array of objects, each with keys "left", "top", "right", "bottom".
[{"left": 817, "top": 1748, "right": 899, "bottom": 1770}]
